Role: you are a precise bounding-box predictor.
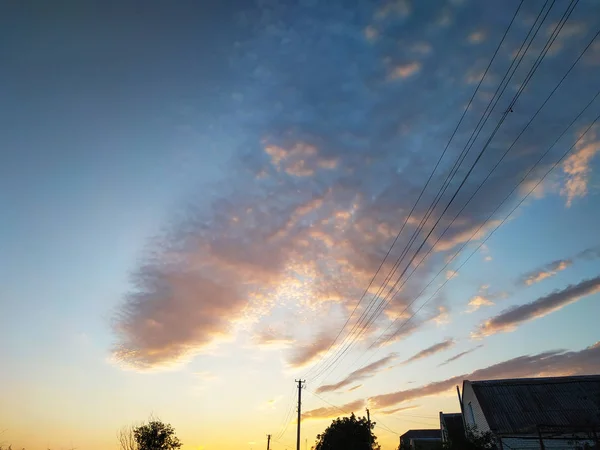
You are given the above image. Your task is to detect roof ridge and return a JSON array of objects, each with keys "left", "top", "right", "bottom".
[{"left": 469, "top": 374, "right": 600, "bottom": 386}]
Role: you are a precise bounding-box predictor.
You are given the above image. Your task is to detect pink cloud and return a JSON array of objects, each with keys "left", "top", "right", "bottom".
[
  {"left": 317, "top": 353, "right": 397, "bottom": 393},
  {"left": 561, "top": 127, "right": 600, "bottom": 206},
  {"left": 473, "top": 276, "right": 600, "bottom": 338},
  {"left": 369, "top": 342, "right": 600, "bottom": 409},
  {"left": 303, "top": 399, "right": 366, "bottom": 421}
]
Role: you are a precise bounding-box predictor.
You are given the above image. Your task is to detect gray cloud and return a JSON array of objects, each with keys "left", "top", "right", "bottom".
[
  {"left": 112, "top": 0, "right": 600, "bottom": 369},
  {"left": 303, "top": 399, "right": 366, "bottom": 421},
  {"left": 317, "top": 353, "right": 397, "bottom": 393},
  {"left": 113, "top": 269, "right": 247, "bottom": 370},
  {"left": 578, "top": 245, "right": 600, "bottom": 260},
  {"left": 520, "top": 259, "right": 573, "bottom": 286},
  {"left": 474, "top": 275, "right": 600, "bottom": 337},
  {"left": 518, "top": 244, "right": 600, "bottom": 286},
  {"left": 400, "top": 339, "right": 455, "bottom": 365},
  {"left": 288, "top": 332, "right": 337, "bottom": 369},
  {"left": 369, "top": 341, "right": 600, "bottom": 409},
  {"left": 438, "top": 345, "right": 484, "bottom": 367}
]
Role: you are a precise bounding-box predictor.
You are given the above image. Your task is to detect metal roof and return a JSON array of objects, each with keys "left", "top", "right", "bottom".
[
  {"left": 467, "top": 375, "right": 600, "bottom": 435},
  {"left": 400, "top": 429, "right": 441, "bottom": 440}
]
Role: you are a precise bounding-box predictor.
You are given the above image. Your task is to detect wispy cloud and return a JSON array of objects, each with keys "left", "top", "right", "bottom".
[
  {"left": 375, "top": 0, "right": 411, "bottom": 19},
  {"left": 520, "top": 259, "right": 573, "bottom": 286},
  {"left": 400, "top": 339, "right": 455, "bottom": 365},
  {"left": 438, "top": 345, "right": 484, "bottom": 367},
  {"left": 369, "top": 341, "right": 600, "bottom": 408},
  {"left": 317, "top": 353, "right": 397, "bottom": 393},
  {"left": 288, "top": 332, "right": 337, "bottom": 369},
  {"left": 474, "top": 276, "right": 600, "bottom": 338},
  {"left": 578, "top": 245, "right": 600, "bottom": 260},
  {"left": 252, "top": 328, "right": 295, "bottom": 350},
  {"left": 518, "top": 246, "right": 600, "bottom": 286},
  {"left": 303, "top": 399, "right": 366, "bottom": 421},
  {"left": 378, "top": 405, "right": 420, "bottom": 415}
]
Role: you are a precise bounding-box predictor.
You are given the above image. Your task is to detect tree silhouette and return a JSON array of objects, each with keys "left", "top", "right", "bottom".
[
  {"left": 315, "top": 413, "right": 380, "bottom": 450},
  {"left": 118, "top": 424, "right": 138, "bottom": 450},
  {"left": 133, "top": 418, "right": 182, "bottom": 450}
]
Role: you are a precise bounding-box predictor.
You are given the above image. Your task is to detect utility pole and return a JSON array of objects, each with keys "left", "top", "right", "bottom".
[
  {"left": 366, "top": 408, "right": 372, "bottom": 448},
  {"left": 267, "top": 434, "right": 271, "bottom": 450},
  {"left": 295, "top": 379, "right": 305, "bottom": 450}
]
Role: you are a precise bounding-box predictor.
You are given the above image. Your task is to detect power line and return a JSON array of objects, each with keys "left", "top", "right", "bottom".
[
  {"left": 313, "top": 0, "right": 594, "bottom": 385},
  {"left": 311, "top": 0, "right": 557, "bottom": 383},
  {"left": 344, "top": 0, "right": 565, "bottom": 356},
  {"left": 353, "top": 0, "right": 589, "bottom": 356},
  {"left": 304, "top": 0, "right": 527, "bottom": 383},
  {"left": 370, "top": 415, "right": 400, "bottom": 436},
  {"left": 275, "top": 385, "right": 299, "bottom": 440},
  {"left": 357, "top": 25, "right": 600, "bottom": 363},
  {"left": 363, "top": 86, "right": 600, "bottom": 364}
]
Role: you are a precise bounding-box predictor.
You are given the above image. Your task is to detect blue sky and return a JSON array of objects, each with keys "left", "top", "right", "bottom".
[{"left": 1, "top": 1, "right": 600, "bottom": 449}]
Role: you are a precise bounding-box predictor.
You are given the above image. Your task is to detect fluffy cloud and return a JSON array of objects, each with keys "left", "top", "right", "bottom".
[
  {"left": 474, "top": 275, "right": 600, "bottom": 338},
  {"left": 113, "top": 270, "right": 248, "bottom": 370},
  {"left": 302, "top": 399, "right": 366, "bottom": 421},
  {"left": 561, "top": 127, "right": 600, "bottom": 206},
  {"left": 369, "top": 342, "right": 600, "bottom": 408},
  {"left": 389, "top": 62, "right": 421, "bottom": 79},
  {"left": 446, "top": 270, "right": 459, "bottom": 280},
  {"left": 520, "top": 259, "right": 573, "bottom": 286},
  {"left": 112, "top": 0, "right": 600, "bottom": 370},
  {"left": 466, "top": 295, "right": 494, "bottom": 313},
  {"left": 468, "top": 31, "right": 486, "bottom": 44},
  {"left": 317, "top": 353, "right": 397, "bottom": 393},
  {"left": 400, "top": 339, "right": 455, "bottom": 365},
  {"left": 265, "top": 143, "right": 339, "bottom": 177},
  {"left": 438, "top": 345, "right": 484, "bottom": 367}
]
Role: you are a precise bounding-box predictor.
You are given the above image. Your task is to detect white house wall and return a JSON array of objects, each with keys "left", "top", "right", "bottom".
[{"left": 462, "top": 381, "right": 491, "bottom": 433}]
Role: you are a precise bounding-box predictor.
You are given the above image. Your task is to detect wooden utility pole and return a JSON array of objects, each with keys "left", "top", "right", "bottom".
[
  {"left": 366, "top": 408, "right": 372, "bottom": 448},
  {"left": 295, "top": 380, "right": 305, "bottom": 450},
  {"left": 267, "top": 434, "right": 271, "bottom": 450}
]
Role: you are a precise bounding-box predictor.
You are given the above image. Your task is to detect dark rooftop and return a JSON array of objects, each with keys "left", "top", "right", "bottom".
[
  {"left": 441, "top": 413, "right": 465, "bottom": 442},
  {"left": 400, "top": 429, "right": 442, "bottom": 440},
  {"left": 468, "top": 375, "right": 600, "bottom": 435}
]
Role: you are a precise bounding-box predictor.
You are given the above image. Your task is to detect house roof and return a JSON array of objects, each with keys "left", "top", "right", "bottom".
[
  {"left": 441, "top": 413, "right": 465, "bottom": 441},
  {"left": 400, "top": 429, "right": 441, "bottom": 440},
  {"left": 465, "top": 375, "right": 600, "bottom": 435}
]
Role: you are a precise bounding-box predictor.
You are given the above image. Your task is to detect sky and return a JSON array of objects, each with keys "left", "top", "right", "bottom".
[{"left": 1, "top": 0, "right": 600, "bottom": 449}]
